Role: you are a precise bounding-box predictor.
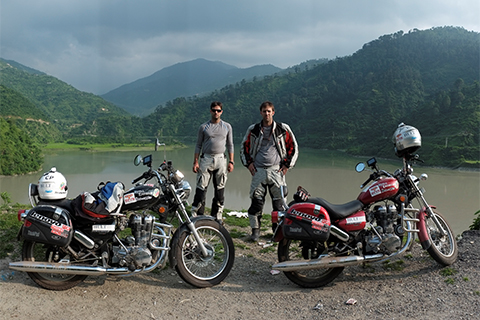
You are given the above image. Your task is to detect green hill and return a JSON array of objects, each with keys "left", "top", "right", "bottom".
[
  {"left": 0, "top": 117, "right": 43, "bottom": 175},
  {"left": 0, "top": 58, "right": 129, "bottom": 131}
]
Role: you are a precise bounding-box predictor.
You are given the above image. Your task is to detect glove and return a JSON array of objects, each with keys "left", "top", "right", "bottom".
[{"left": 294, "top": 186, "right": 310, "bottom": 202}]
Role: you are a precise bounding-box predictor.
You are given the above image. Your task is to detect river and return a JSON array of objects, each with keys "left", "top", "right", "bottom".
[{"left": 1, "top": 147, "right": 478, "bottom": 235}]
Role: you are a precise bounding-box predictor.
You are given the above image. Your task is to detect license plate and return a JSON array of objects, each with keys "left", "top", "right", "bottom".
[{"left": 92, "top": 224, "right": 115, "bottom": 232}]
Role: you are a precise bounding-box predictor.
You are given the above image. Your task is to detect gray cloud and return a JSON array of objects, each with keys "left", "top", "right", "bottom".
[{"left": 1, "top": 0, "right": 478, "bottom": 94}]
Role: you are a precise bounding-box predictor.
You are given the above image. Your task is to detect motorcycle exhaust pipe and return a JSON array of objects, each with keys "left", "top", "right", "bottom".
[
  {"left": 9, "top": 261, "right": 134, "bottom": 275},
  {"left": 9, "top": 249, "right": 167, "bottom": 276},
  {"left": 330, "top": 225, "right": 349, "bottom": 242},
  {"left": 272, "top": 253, "right": 385, "bottom": 271}
]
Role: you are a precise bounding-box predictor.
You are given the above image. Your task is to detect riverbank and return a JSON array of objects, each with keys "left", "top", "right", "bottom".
[{"left": 44, "top": 142, "right": 186, "bottom": 152}]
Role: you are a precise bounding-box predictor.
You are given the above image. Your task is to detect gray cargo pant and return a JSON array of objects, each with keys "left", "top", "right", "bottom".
[
  {"left": 247, "top": 165, "right": 286, "bottom": 229},
  {"left": 191, "top": 154, "right": 227, "bottom": 220}
]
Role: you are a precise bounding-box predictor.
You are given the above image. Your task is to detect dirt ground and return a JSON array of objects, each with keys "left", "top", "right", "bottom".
[{"left": 1, "top": 228, "right": 479, "bottom": 320}]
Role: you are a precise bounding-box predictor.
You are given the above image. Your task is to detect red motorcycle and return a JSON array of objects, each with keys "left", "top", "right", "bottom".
[{"left": 270, "top": 124, "right": 458, "bottom": 288}]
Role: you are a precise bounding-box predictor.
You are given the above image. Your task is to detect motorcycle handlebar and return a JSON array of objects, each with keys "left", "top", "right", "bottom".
[
  {"left": 360, "top": 176, "right": 372, "bottom": 188},
  {"left": 132, "top": 171, "right": 150, "bottom": 184}
]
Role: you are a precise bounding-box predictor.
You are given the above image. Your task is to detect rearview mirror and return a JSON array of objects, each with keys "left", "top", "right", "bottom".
[
  {"left": 355, "top": 162, "right": 365, "bottom": 173},
  {"left": 134, "top": 155, "right": 142, "bottom": 166}
]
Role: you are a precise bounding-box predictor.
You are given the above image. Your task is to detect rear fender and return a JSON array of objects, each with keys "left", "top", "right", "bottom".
[
  {"left": 168, "top": 215, "right": 216, "bottom": 268},
  {"left": 417, "top": 205, "right": 436, "bottom": 250},
  {"left": 272, "top": 220, "right": 284, "bottom": 242}
]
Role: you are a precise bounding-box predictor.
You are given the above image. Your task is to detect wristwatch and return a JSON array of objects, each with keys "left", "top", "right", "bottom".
[{"left": 229, "top": 161, "right": 235, "bottom": 165}]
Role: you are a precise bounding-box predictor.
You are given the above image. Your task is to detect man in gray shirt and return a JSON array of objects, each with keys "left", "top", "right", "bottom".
[{"left": 191, "top": 102, "right": 234, "bottom": 222}]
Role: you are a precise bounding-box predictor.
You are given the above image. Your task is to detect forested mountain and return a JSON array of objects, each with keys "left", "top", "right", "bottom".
[
  {"left": 0, "top": 85, "right": 61, "bottom": 174},
  {"left": 101, "top": 58, "right": 283, "bottom": 116},
  {"left": 0, "top": 58, "right": 129, "bottom": 131},
  {"left": 0, "top": 85, "right": 61, "bottom": 144},
  {"left": 140, "top": 27, "right": 480, "bottom": 167},
  {"left": 0, "top": 117, "right": 43, "bottom": 175},
  {"left": 0, "top": 85, "right": 49, "bottom": 120}
]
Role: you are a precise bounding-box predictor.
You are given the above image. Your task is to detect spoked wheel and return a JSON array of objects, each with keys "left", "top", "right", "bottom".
[
  {"left": 174, "top": 219, "right": 235, "bottom": 287},
  {"left": 22, "top": 241, "right": 88, "bottom": 290},
  {"left": 277, "top": 239, "right": 344, "bottom": 288},
  {"left": 424, "top": 210, "right": 458, "bottom": 266}
]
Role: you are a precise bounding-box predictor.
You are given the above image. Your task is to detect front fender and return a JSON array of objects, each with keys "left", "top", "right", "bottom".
[
  {"left": 417, "top": 205, "right": 437, "bottom": 250},
  {"left": 168, "top": 215, "right": 216, "bottom": 268}
]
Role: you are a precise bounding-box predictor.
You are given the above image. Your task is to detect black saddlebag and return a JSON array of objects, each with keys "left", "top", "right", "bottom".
[
  {"left": 282, "top": 203, "right": 331, "bottom": 242},
  {"left": 22, "top": 205, "right": 73, "bottom": 247}
]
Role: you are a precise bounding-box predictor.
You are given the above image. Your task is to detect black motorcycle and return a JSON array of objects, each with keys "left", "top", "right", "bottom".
[{"left": 10, "top": 152, "right": 235, "bottom": 290}]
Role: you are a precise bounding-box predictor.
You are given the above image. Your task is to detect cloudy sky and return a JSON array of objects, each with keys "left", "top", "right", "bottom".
[{"left": 1, "top": 0, "right": 479, "bottom": 95}]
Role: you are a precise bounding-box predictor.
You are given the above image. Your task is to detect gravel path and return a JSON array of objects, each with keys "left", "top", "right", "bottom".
[{"left": 1, "top": 229, "right": 478, "bottom": 320}]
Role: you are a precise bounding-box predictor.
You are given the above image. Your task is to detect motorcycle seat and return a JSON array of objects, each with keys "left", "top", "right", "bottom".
[
  {"left": 306, "top": 197, "right": 363, "bottom": 220},
  {"left": 38, "top": 199, "right": 75, "bottom": 213}
]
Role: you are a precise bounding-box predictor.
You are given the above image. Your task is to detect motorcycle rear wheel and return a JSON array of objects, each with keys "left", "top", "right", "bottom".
[
  {"left": 22, "top": 241, "right": 88, "bottom": 290},
  {"left": 277, "top": 239, "right": 344, "bottom": 288},
  {"left": 174, "top": 219, "right": 235, "bottom": 287},
  {"left": 425, "top": 210, "right": 458, "bottom": 266}
]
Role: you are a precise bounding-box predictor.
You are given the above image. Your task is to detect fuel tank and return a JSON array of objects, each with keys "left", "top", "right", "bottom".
[
  {"left": 357, "top": 177, "right": 399, "bottom": 204},
  {"left": 122, "top": 185, "right": 161, "bottom": 211}
]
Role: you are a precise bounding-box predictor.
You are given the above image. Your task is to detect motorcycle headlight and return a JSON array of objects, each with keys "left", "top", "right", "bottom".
[
  {"left": 170, "top": 170, "right": 184, "bottom": 184},
  {"left": 181, "top": 181, "right": 191, "bottom": 200}
]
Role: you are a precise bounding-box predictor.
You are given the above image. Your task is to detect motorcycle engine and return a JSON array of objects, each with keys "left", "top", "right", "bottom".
[
  {"left": 112, "top": 214, "right": 154, "bottom": 270},
  {"left": 365, "top": 205, "right": 402, "bottom": 254}
]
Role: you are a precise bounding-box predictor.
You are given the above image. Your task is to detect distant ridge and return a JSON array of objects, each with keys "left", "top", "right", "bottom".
[{"left": 101, "top": 58, "right": 282, "bottom": 116}]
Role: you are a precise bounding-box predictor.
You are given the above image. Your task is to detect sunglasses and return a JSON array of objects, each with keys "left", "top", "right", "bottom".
[{"left": 211, "top": 109, "right": 222, "bottom": 113}]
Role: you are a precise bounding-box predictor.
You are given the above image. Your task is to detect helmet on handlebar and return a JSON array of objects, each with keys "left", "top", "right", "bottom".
[
  {"left": 38, "top": 167, "right": 68, "bottom": 200},
  {"left": 392, "top": 123, "right": 422, "bottom": 157}
]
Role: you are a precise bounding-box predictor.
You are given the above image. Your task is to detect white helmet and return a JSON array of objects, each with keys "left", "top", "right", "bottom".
[
  {"left": 392, "top": 123, "right": 422, "bottom": 157},
  {"left": 38, "top": 167, "right": 68, "bottom": 200}
]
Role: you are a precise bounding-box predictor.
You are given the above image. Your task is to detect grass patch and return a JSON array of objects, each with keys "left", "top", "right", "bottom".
[
  {"left": 361, "top": 263, "right": 376, "bottom": 273},
  {"left": 382, "top": 259, "right": 405, "bottom": 271},
  {"left": 234, "top": 243, "right": 250, "bottom": 250},
  {"left": 223, "top": 212, "right": 250, "bottom": 228},
  {"left": 439, "top": 267, "right": 458, "bottom": 277},
  {"left": 229, "top": 228, "right": 248, "bottom": 239},
  {"left": 0, "top": 205, "right": 28, "bottom": 259},
  {"left": 259, "top": 246, "right": 276, "bottom": 254}
]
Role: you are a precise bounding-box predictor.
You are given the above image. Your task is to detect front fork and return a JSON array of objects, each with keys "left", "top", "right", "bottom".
[
  {"left": 169, "top": 184, "right": 209, "bottom": 257},
  {"left": 403, "top": 175, "right": 448, "bottom": 249}
]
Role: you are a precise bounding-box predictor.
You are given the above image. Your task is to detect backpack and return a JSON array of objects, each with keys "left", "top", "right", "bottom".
[{"left": 73, "top": 181, "right": 124, "bottom": 221}]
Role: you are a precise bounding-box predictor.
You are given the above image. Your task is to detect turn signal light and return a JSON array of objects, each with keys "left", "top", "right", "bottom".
[
  {"left": 17, "top": 210, "right": 26, "bottom": 221},
  {"left": 271, "top": 211, "right": 279, "bottom": 224}
]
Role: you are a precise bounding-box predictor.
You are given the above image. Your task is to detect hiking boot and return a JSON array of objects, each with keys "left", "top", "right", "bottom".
[
  {"left": 190, "top": 205, "right": 198, "bottom": 217},
  {"left": 250, "top": 228, "right": 260, "bottom": 242}
]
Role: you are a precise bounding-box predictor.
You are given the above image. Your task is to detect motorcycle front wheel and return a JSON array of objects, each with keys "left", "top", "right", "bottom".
[
  {"left": 22, "top": 241, "right": 88, "bottom": 290},
  {"left": 277, "top": 239, "right": 344, "bottom": 288},
  {"left": 424, "top": 210, "right": 458, "bottom": 266},
  {"left": 174, "top": 219, "right": 235, "bottom": 287}
]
